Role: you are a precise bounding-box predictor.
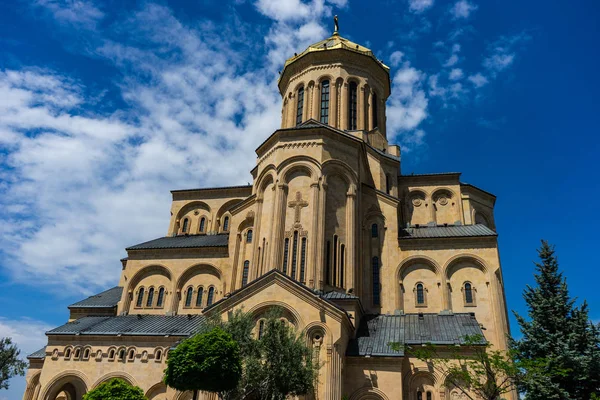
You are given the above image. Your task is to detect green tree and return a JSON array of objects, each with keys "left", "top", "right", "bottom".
[
  {"left": 164, "top": 326, "right": 242, "bottom": 400},
  {"left": 511, "top": 240, "right": 600, "bottom": 399},
  {"left": 0, "top": 337, "right": 27, "bottom": 390},
  {"left": 83, "top": 378, "right": 146, "bottom": 400},
  {"left": 392, "top": 335, "right": 518, "bottom": 400}
]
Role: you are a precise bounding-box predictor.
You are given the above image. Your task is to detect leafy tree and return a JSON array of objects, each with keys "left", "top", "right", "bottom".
[
  {"left": 83, "top": 378, "right": 146, "bottom": 400},
  {"left": 511, "top": 240, "right": 600, "bottom": 400},
  {"left": 164, "top": 326, "right": 242, "bottom": 400},
  {"left": 0, "top": 337, "right": 27, "bottom": 390},
  {"left": 392, "top": 334, "right": 518, "bottom": 400}
]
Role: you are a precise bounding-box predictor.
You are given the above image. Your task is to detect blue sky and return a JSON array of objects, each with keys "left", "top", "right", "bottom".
[{"left": 0, "top": 0, "right": 599, "bottom": 398}]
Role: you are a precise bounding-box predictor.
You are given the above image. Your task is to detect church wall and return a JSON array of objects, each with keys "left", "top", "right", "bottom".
[
  {"left": 344, "top": 358, "right": 403, "bottom": 400},
  {"left": 400, "top": 179, "right": 463, "bottom": 227}
]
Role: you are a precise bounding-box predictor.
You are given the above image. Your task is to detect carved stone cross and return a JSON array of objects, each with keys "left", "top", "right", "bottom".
[{"left": 288, "top": 191, "right": 309, "bottom": 224}]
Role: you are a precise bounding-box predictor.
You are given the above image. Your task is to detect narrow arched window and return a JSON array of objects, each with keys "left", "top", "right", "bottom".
[
  {"left": 207, "top": 287, "right": 215, "bottom": 306},
  {"left": 246, "top": 230, "right": 253, "bottom": 243},
  {"left": 136, "top": 287, "right": 144, "bottom": 308},
  {"left": 291, "top": 231, "right": 299, "bottom": 280},
  {"left": 196, "top": 287, "right": 204, "bottom": 307},
  {"left": 282, "top": 238, "right": 290, "bottom": 274},
  {"left": 65, "top": 348, "right": 71, "bottom": 359},
  {"left": 146, "top": 287, "right": 155, "bottom": 307},
  {"left": 417, "top": 392, "right": 422, "bottom": 400},
  {"left": 258, "top": 320, "right": 265, "bottom": 339},
  {"left": 416, "top": 283, "right": 425, "bottom": 305},
  {"left": 74, "top": 348, "right": 81, "bottom": 359},
  {"left": 465, "top": 282, "right": 474, "bottom": 304},
  {"left": 296, "top": 86, "right": 304, "bottom": 125},
  {"left": 118, "top": 349, "right": 125, "bottom": 360},
  {"left": 157, "top": 287, "right": 165, "bottom": 307},
  {"left": 386, "top": 174, "right": 391, "bottom": 194},
  {"left": 155, "top": 350, "right": 162, "bottom": 361},
  {"left": 242, "top": 261, "right": 250, "bottom": 286},
  {"left": 372, "top": 92, "right": 378, "bottom": 128},
  {"left": 348, "top": 81, "right": 358, "bottom": 130},
  {"left": 371, "top": 223, "right": 378, "bottom": 238},
  {"left": 325, "top": 240, "right": 331, "bottom": 285},
  {"left": 199, "top": 217, "right": 206, "bottom": 233},
  {"left": 300, "top": 237, "right": 307, "bottom": 283},
  {"left": 185, "top": 287, "right": 193, "bottom": 307},
  {"left": 340, "top": 244, "right": 345, "bottom": 288},
  {"left": 426, "top": 392, "right": 432, "bottom": 400},
  {"left": 223, "top": 216, "right": 230, "bottom": 232},
  {"left": 333, "top": 236, "right": 338, "bottom": 286},
  {"left": 182, "top": 218, "right": 189, "bottom": 233},
  {"left": 108, "top": 349, "right": 115, "bottom": 360},
  {"left": 320, "top": 80, "right": 330, "bottom": 124},
  {"left": 128, "top": 349, "right": 135, "bottom": 360},
  {"left": 372, "top": 256, "right": 380, "bottom": 305},
  {"left": 83, "top": 348, "right": 90, "bottom": 359}
]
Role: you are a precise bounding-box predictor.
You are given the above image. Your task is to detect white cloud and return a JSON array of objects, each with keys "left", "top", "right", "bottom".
[
  {"left": 451, "top": 0, "right": 478, "bottom": 19},
  {"left": 33, "top": 0, "right": 104, "bottom": 28},
  {"left": 484, "top": 52, "right": 515, "bottom": 72},
  {"left": 409, "top": 0, "right": 434, "bottom": 13},
  {"left": 449, "top": 68, "right": 463, "bottom": 80},
  {"left": 468, "top": 72, "right": 489, "bottom": 87},
  {"left": 389, "top": 51, "right": 404, "bottom": 67},
  {"left": 482, "top": 32, "right": 530, "bottom": 76}
]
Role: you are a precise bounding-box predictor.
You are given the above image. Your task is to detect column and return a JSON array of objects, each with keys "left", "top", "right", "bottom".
[
  {"left": 330, "top": 80, "right": 339, "bottom": 129},
  {"left": 340, "top": 82, "right": 348, "bottom": 131},
  {"left": 231, "top": 233, "right": 242, "bottom": 290},
  {"left": 345, "top": 184, "right": 357, "bottom": 291},
  {"left": 270, "top": 183, "right": 288, "bottom": 270},
  {"left": 309, "top": 182, "right": 321, "bottom": 289},
  {"left": 312, "top": 82, "right": 321, "bottom": 121},
  {"left": 252, "top": 198, "right": 264, "bottom": 278},
  {"left": 327, "top": 344, "right": 343, "bottom": 400},
  {"left": 357, "top": 85, "right": 365, "bottom": 130},
  {"left": 367, "top": 89, "right": 374, "bottom": 131},
  {"left": 317, "top": 180, "right": 328, "bottom": 289},
  {"left": 287, "top": 93, "right": 295, "bottom": 128}
]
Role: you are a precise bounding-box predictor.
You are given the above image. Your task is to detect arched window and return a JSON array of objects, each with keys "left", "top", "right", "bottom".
[
  {"left": 416, "top": 283, "right": 425, "bottom": 305},
  {"left": 136, "top": 287, "right": 145, "bottom": 308},
  {"left": 320, "top": 80, "right": 330, "bottom": 124},
  {"left": 372, "top": 91, "right": 378, "bottom": 128},
  {"left": 371, "top": 223, "right": 378, "bottom": 238},
  {"left": 196, "top": 287, "right": 204, "bottom": 307},
  {"left": 427, "top": 392, "right": 432, "bottom": 400},
  {"left": 386, "top": 174, "right": 391, "bottom": 194},
  {"left": 65, "top": 348, "right": 72, "bottom": 359},
  {"left": 242, "top": 261, "right": 250, "bottom": 286},
  {"left": 372, "top": 256, "right": 380, "bottom": 305},
  {"left": 348, "top": 81, "right": 358, "bottom": 130},
  {"left": 108, "top": 349, "right": 115, "bottom": 360},
  {"left": 300, "top": 237, "right": 307, "bottom": 283},
  {"left": 155, "top": 349, "right": 162, "bottom": 361},
  {"left": 118, "top": 349, "right": 125, "bottom": 360},
  {"left": 199, "top": 217, "right": 206, "bottom": 233},
  {"left": 246, "top": 229, "right": 253, "bottom": 243},
  {"left": 157, "top": 287, "right": 165, "bottom": 307},
  {"left": 207, "top": 287, "right": 215, "bottom": 306},
  {"left": 417, "top": 392, "right": 423, "bottom": 400},
  {"left": 291, "top": 231, "right": 299, "bottom": 280},
  {"left": 146, "top": 287, "right": 155, "bottom": 307},
  {"left": 464, "top": 282, "right": 475, "bottom": 305},
  {"left": 340, "top": 244, "right": 345, "bottom": 288},
  {"left": 282, "top": 238, "right": 289, "bottom": 274},
  {"left": 333, "top": 235, "right": 338, "bottom": 286},
  {"left": 325, "top": 240, "right": 331, "bottom": 285},
  {"left": 258, "top": 320, "right": 265, "bottom": 339},
  {"left": 128, "top": 349, "right": 135, "bottom": 360},
  {"left": 83, "top": 348, "right": 90, "bottom": 359},
  {"left": 184, "top": 287, "right": 193, "bottom": 308},
  {"left": 182, "top": 218, "right": 189, "bottom": 233},
  {"left": 74, "top": 348, "right": 81, "bottom": 359},
  {"left": 222, "top": 216, "right": 230, "bottom": 232},
  {"left": 296, "top": 86, "right": 304, "bottom": 125}
]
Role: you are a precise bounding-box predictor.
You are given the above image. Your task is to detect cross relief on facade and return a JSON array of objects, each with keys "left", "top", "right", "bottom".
[{"left": 288, "top": 191, "right": 309, "bottom": 225}]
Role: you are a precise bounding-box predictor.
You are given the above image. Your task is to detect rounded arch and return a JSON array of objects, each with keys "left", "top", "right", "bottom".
[
  {"left": 40, "top": 370, "right": 89, "bottom": 400},
  {"left": 317, "top": 74, "right": 334, "bottom": 86},
  {"left": 302, "top": 321, "right": 333, "bottom": 346},
  {"left": 175, "top": 201, "right": 211, "bottom": 222},
  {"left": 91, "top": 372, "right": 139, "bottom": 389},
  {"left": 349, "top": 387, "right": 390, "bottom": 400},
  {"left": 145, "top": 382, "right": 167, "bottom": 399},
  {"left": 431, "top": 187, "right": 457, "bottom": 201},
  {"left": 247, "top": 301, "right": 304, "bottom": 330},
  {"left": 216, "top": 199, "right": 244, "bottom": 221},
  {"left": 128, "top": 264, "right": 172, "bottom": 293},
  {"left": 255, "top": 166, "right": 276, "bottom": 196},
  {"left": 277, "top": 156, "right": 320, "bottom": 184},
  {"left": 176, "top": 263, "right": 222, "bottom": 291},
  {"left": 444, "top": 254, "right": 489, "bottom": 280},
  {"left": 23, "top": 371, "right": 41, "bottom": 400},
  {"left": 322, "top": 159, "right": 358, "bottom": 186},
  {"left": 397, "top": 256, "right": 442, "bottom": 281}
]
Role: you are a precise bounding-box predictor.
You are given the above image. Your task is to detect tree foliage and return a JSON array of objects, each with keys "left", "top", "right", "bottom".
[
  {"left": 511, "top": 240, "right": 600, "bottom": 399},
  {"left": 0, "top": 337, "right": 27, "bottom": 390},
  {"left": 83, "top": 378, "right": 146, "bottom": 400},
  {"left": 394, "top": 335, "right": 518, "bottom": 400},
  {"left": 164, "top": 326, "right": 242, "bottom": 400}
]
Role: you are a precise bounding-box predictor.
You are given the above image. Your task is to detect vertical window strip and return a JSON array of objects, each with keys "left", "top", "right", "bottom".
[
  {"left": 136, "top": 288, "right": 144, "bottom": 308},
  {"left": 296, "top": 87, "right": 304, "bottom": 126},
  {"left": 348, "top": 82, "right": 357, "bottom": 130},
  {"left": 223, "top": 216, "right": 229, "bottom": 231},
  {"left": 207, "top": 287, "right": 215, "bottom": 306},
  {"left": 182, "top": 218, "right": 189, "bottom": 233},
  {"left": 373, "top": 257, "right": 380, "bottom": 305},
  {"left": 242, "top": 261, "right": 250, "bottom": 286},
  {"left": 427, "top": 392, "right": 432, "bottom": 400},
  {"left": 417, "top": 283, "right": 425, "bottom": 305},
  {"left": 333, "top": 236, "right": 338, "bottom": 286},
  {"left": 258, "top": 320, "right": 265, "bottom": 339},
  {"left": 291, "top": 231, "right": 299, "bottom": 280},
  {"left": 300, "top": 238, "right": 307, "bottom": 283},
  {"left": 320, "top": 80, "right": 330, "bottom": 124},
  {"left": 157, "top": 287, "right": 165, "bottom": 307},
  {"left": 199, "top": 217, "right": 205, "bottom": 233},
  {"left": 196, "top": 287, "right": 204, "bottom": 307},
  {"left": 372, "top": 92, "right": 378, "bottom": 128},
  {"left": 465, "top": 283, "right": 473, "bottom": 304},
  {"left": 340, "top": 245, "right": 345, "bottom": 289},
  {"left": 146, "top": 288, "right": 155, "bottom": 307},
  {"left": 282, "top": 238, "right": 290, "bottom": 274},
  {"left": 185, "top": 287, "right": 193, "bottom": 307},
  {"left": 247, "top": 230, "right": 253, "bottom": 243},
  {"left": 325, "top": 241, "right": 331, "bottom": 285},
  {"left": 372, "top": 223, "right": 378, "bottom": 238}
]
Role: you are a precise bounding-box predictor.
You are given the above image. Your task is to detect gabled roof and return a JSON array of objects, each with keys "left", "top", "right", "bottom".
[
  {"left": 47, "top": 315, "right": 206, "bottom": 337},
  {"left": 346, "top": 313, "right": 486, "bottom": 357},
  {"left": 399, "top": 224, "right": 496, "bottom": 239},
  {"left": 27, "top": 347, "right": 46, "bottom": 360},
  {"left": 126, "top": 234, "right": 229, "bottom": 250},
  {"left": 68, "top": 286, "right": 122, "bottom": 309}
]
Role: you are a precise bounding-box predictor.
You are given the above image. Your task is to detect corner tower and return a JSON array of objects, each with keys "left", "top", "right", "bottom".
[{"left": 278, "top": 25, "right": 391, "bottom": 137}]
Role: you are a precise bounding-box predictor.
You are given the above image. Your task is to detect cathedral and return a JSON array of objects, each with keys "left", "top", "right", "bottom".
[{"left": 22, "top": 24, "right": 513, "bottom": 400}]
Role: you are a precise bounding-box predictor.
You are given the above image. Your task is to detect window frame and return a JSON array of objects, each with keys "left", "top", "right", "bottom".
[
  {"left": 296, "top": 86, "right": 304, "bottom": 126},
  {"left": 463, "top": 281, "right": 476, "bottom": 306},
  {"left": 319, "top": 80, "right": 330, "bottom": 124},
  {"left": 415, "top": 282, "right": 427, "bottom": 307}
]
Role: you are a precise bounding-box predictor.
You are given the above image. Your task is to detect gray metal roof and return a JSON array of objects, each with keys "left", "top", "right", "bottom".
[
  {"left": 400, "top": 172, "right": 461, "bottom": 177},
  {"left": 68, "top": 286, "right": 122, "bottom": 309},
  {"left": 319, "top": 291, "right": 359, "bottom": 300},
  {"left": 127, "top": 234, "right": 229, "bottom": 250},
  {"left": 347, "top": 313, "right": 486, "bottom": 357},
  {"left": 171, "top": 185, "right": 252, "bottom": 193},
  {"left": 27, "top": 347, "right": 46, "bottom": 360},
  {"left": 399, "top": 224, "right": 496, "bottom": 239},
  {"left": 47, "top": 315, "right": 206, "bottom": 337}
]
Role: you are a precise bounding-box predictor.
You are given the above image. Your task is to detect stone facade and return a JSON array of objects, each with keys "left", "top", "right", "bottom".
[{"left": 22, "top": 30, "right": 513, "bottom": 400}]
